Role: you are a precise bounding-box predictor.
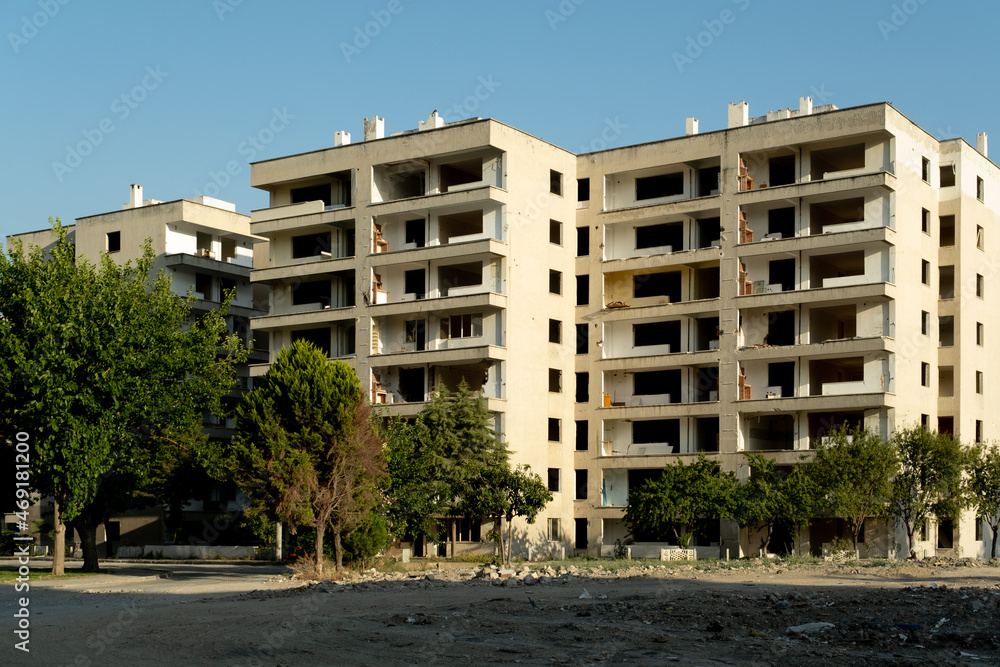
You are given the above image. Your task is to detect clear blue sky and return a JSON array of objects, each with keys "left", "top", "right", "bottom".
[{"left": 2, "top": 0, "right": 997, "bottom": 240}]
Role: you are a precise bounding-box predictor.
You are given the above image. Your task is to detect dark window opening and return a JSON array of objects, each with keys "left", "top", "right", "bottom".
[
  {"left": 547, "top": 468, "right": 560, "bottom": 492},
  {"left": 768, "top": 207, "right": 795, "bottom": 239},
  {"left": 977, "top": 176, "right": 985, "bottom": 201},
  {"left": 576, "top": 420, "right": 588, "bottom": 451},
  {"left": 938, "top": 416, "right": 954, "bottom": 435},
  {"left": 405, "top": 320, "right": 426, "bottom": 351},
  {"left": 575, "top": 470, "right": 588, "bottom": 500},
  {"left": 749, "top": 414, "right": 795, "bottom": 451},
  {"left": 550, "top": 170, "right": 562, "bottom": 196},
  {"left": 292, "top": 232, "right": 332, "bottom": 259},
  {"left": 549, "top": 319, "right": 562, "bottom": 344},
  {"left": 940, "top": 165, "right": 956, "bottom": 187},
  {"left": 767, "top": 310, "right": 795, "bottom": 346},
  {"left": 550, "top": 219, "right": 562, "bottom": 245},
  {"left": 291, "top": 328, "right": 331, "bottom": 358},
  {"left": 575, "top": 518, "right": 588, "bottom": 549},
  {"left": 768, "top": 258, "right": 795, "bottom": 292},
  {"left": 636, "top": 221, "right": 682, "bottom": 251},
  {"left": 633, "top": 320, "right": 680, "bottom": 350},
  {"left": 405, "top": 219, "right": 425, "bottom": 248},
  {"left": 921, "top": 260, "right": 930, "bottom": 285},
  {"left": 576, "top": 275, "right": 589, "bottom": 305},
  {"left": 922, "top": 208, "right": 930, "bottom": 234},
  {"left": 576, "top": 323, "right": 588, "bottom": 354},
  {"left": 767, "top": 361, "right": 795, "bottom": 398},
  {"left": 811, "top": 144, "right": 865, "bottom": 181},
  {"left": 939, "top": 316, "right": 954, "bottom": 347},
  {"left": 633, "top": 419, "right": 680, "bottom": 449},
  {"left": 195, "top": 273, "right": 213, "bottom": 300},
  {"left": 575, "top": 372, "right": 589, "bottom": 403},
  {"left": 576, "top": 226, "right": 590, "bottom": 256},
  {"left": 937, "top": 519, "right": 954, "bottom": 549},
  {"left": 697, "top": 217, "right": 721, "bottom": 248},
  {"left": 939, "top": 215, "right": 955, "bottom": 246},
  {"left": 404, "top": 269, "right": 426, "bottom": 298},
  {"left": 921, "top": 157, "right": 930, "bottom": 183},
  {"left": 106, "top": 231, "right": 121, "bottom": 253},
  {"left": 695, "top": 417, "right": 720, "bottom": 452},
  {"left": 636, "top": 172, "right": 684, "bottom": 200},
  {"left": 695, "top": 366, "right": 719, "bottom": 402},
  {"left": 455, "top": 518, "right": 482, "bottom": 543},
  {"left": 549, "top": 270, "right": 562, "bottom": 295},
  {"left": 809, "top": 198, "right": 864, "bottom": 234},
  {"left": 577, "top": 177, "right": 590, "bottom": 202},
  {"left": 634, "top": 272, "right": 680, "bottom": 301},
  {"left": 291, "top": 183, "right": 332, "bottom": 206},
  {"left": 696, "top": 316, "right": 720, "bottom": 351},
  {"left": 549, "top": 368, "right": 562, "bottom": 393},
  {"left": 769, "top": 155, "right": 795, "bottom": 186},
  {"left": 939, "top": 265, "right": 954, "bottom": 299},
  {"left": 698, "top": 166, "right": 721, "bottom": 196},
  {"left": 292, "top": 280, "right": 331, "bottom": 308},
  {"left": 438, "top": 262, "right": 481, "bottom": 296},
  {"left": 548, "top": 418, "right": 560, "bottom": 442},
  {"left": 634, "top": 369, "right": 680, "bottom": 399},
  {"left": 398, "top": 367, "right": 425, "bottom": 403},
  {"left": 440, "top": 159, "right": 481, "bottom": 192}
]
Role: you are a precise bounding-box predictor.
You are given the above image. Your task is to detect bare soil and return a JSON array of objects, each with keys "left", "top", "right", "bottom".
[{"left": 4, "top": 558, "right": 1000, "bottom": 665}]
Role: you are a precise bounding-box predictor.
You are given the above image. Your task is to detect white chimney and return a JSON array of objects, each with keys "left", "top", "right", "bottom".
[
  {"left": 418, "top": 111, "right": 444, "bottom": 131},
  {"left": 128, "top": 184, "right": 143, "bottom": 209},
  {"left": 977, "top": 132, "right": 988, "bottom": 158},
  {"left": 363, "top": 115, "right": 385, "bottom": 141},
  {"left": 685, "top": 117, "right": 699, "bottom": 136},
  {"left": 728, "top": 101, "right": 749, "bottom": 128},
  {"left": 799, "top": 96, "right": 813, "bottom": 115},
  {"left": 334, "top": 131, "right": 351, "bottom": 147}
]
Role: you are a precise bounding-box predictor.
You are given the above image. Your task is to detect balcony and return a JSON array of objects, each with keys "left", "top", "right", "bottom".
[
  {"left": 601, "top": 316, "right": 720, "bottom": 361},
  {"left": 372, "top": 205, "right": 505, "bottom": 257},
  {"left": 371, "top": 258, "right": 502, "bottom": 307},
  {"left": 370, "top": 311, "right": 504, "bottom": 361},
  {"left": 370, "top": 360, "right": 505, "bottom": 411},
  {"left": 604, "top": 161, "right": 720, "bottom": 212},
  {"left": 601, "top": 416, "right": 719, "bottom": 457}
]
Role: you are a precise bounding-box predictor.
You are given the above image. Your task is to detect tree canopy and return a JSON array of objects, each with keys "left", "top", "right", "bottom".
[
  {"left": 735, "top": 453, "right": 817, "bottom": 556},
  {"left": 964, "top": 443, "right": 1000, "bottom": 558}
]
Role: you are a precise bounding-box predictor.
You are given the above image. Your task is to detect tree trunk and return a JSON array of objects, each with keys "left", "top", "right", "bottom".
[
  {"left": 74, "top": 512, "right": 101, "bottom": 572},
  {"left": 992, "top": 526, "right": 998, "bottom": 559},
  {"left": 314, "top": 524, "right": 325, "bottom": 576},
  {"left": 505, "top": 517, "right": 513, "bottom": 566},
  {"left": 275, "top": 521, "right": 283, "bottom": 561},
  {"left": 333, "top": 523, "right": 343, "bottom": 573},
  {"left": 906, "top": 525, "right": 917, "bottom": 559},
  {"left": 52, "top": 497, "right": 65, "bottom": 577}
]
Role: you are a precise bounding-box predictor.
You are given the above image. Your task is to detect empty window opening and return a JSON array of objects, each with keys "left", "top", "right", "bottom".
[
  {"left": 809, "top": 251, "right": 864, "bottom": 288},
  {"left": 939, "top": 265, "right": 955, "bottom": 299},
  {"left": 636, "top": 172, "right": 683, "bottom": 200},
  {"left": 454, "top": 518, "right": 481, "bottom": 543},
  {"left": 977, "top": 176, "right": 985, "bottom": 201},
  {"left": 768, "top": 258, "right": 796, "bottom": 292},
  {"left": 769, "top": 155, "right": 795, "bottom": 186},
  {"left": 766, "top": 310, "right": 796, "bottom": 346},
  {"left": 292, "top": 232, "right": 332, "bottom": 259},
  {"left": 576, "top": 323, "right": 588, "bottom": 354},
  {"left": 695, "top": 316, "right": 720, "bottom": 351},
  {"left": 939, "top": 215, "right": 955, "bottom": 246},
  {"left": 939, "top": 316, "right": 955, "bottom": 347},
  {"left": 576, "top": 372, "right": 589, "bottom": 403},
  {"left": 977, "top": 370, "right": 984, "bottom": 394},
  {"left": 748, "top": 414, "right": 795, "bottom": 451},
  {"left": 576, "top": 274, "right": 589, "bottom": 305},
  {"left": 550, "top": 170, "right": 563, "bottom": 196},
  {"left": 548, "top": 518, "right": 561, "bottom": 541},
  {"left": 196, "top": 231, "right": 213, "bottom": 256},
  {"left": 938, "top": 366, "right": 954, "bottom": 397},
  {"left": 976, "top": 420, "right": 984, "bottom": 444},
  {"left": 440, "top": 158, "right": 482, "bottom": 192},
  {"left": 404, "top": 268, "right": 426, "bottom": 298},
  {"left": 921, "top": 208, "right": 930, "bottom": 234},
  {"left": 549, "top": 368, "right": 562, "bottom": 393},
  {"left": 809, "top": 198, "right": 864, "bottom": 234},
  {"left": 439, "top": 262, "right": 481, "bottom": 296},
  {"left": 438, "top": 211, "right": 482, "bottom": 244},
  {"left": 937, "top": 519, "right": 954, "bottom": 549},
  {"left": 695, "top": 417, "right": 720, "bottom": 452},
  {"left": 635, "top": 221, "right": 682, "bottom": 251},
  {"left": 397, "top": 367, "right": 425, "bottom": 403},
  {"left": 921, "top": 414, "right": 929, "bottom": 429},
  {"left": 921, "top": 157, "right": 930, "bottom": 182},
  {"left": 575, "top": 518, "right": 588, "bottom": 549},
  {"left": 807, "top": 411, "right": 863, "bottom": 448},
  {"left": 575, "top": 470, "right": 588, "bottom": 500},
  {"left": 548, "top": 418, "right": 561, "bottom": 442},
  {"left": 921, "top": 362, "right": 931, "bottom": 387},
  {"left": 633, "top": 320, "right": 680, "bottom": 350},
  {"left": 440, "top": 313, "right": 482, "bottom": 339},
  {"left": 809, "top": 357, "right": 863, "bottom": 396},
  {"left": 922, "top": 310, "right": 930, "bottom": 336},
  {"left": 549, "top": 269, "right": 562, "bottom": 295},
  {"left": 922, "top": 260, "right": 931, "bottom": 285},
  {"left": 382, "top": 167, "right": 425, "bottom": 200},
  {"left": 405, "top": 319, "right": 426, "bottom": 351},
  {"left": 106, "top": 231, "right": 121, "bottom": 253},
  {"left": 977, "top": 322, "right": 984, "bottom": 345},
  {"left": 550, "top": 219, "right": 563, "bottom": 245},
  {"left": 577, "top": 177, "right": 590, "bottom": 202},
  {"left": 698, "top": 166, "right": 721, "bottom": 196},
  {"left": 697, "top": 217, "right": 721, "bottom": 248},
  {"left": 977, "top": 225, "right": 984, "bottom": 250},
  {"left": 938, "top": 416, "right": 954, "bottom": 435},
  {"left": 811, "top": 144, "right": 865, "bottom": 181},
  {"left": 403, "top": 219, "right": 426, "bottom": 248},
  {"left": 977, "top": 273, "right": 985, "bottom": 297},
  {"left": 549, "top": 319, "right": 562, "bottom": 344},
  {"left": 195, "top": 273, "right": 213, "bottom": 300},
  {"left": 547, "top": 468, "right": 561, "bottom": 492},
  {"left": 809, "top": 304, "right": 857, "bottom": 342},
  {"left": 633, "top": 419, "right": 680, "bottom": 449},
  {"left": 634, "top": 271, "right": 681, "bottom": 301},
  {"left": 693, "top": 266, "right": 721, "bottom": 300},
  {"left": 768, "top": 207, "right": 795, "bottom": 238},
  {"left": 695, "top": 366, "right": 719, "bottom": 402},
  {"left": 633, "top": 369, "right": 680, "bottom": 400},
  {"left": 576, "top": 226, "right": 589, "bottom": 256},
  {"left": 767, "top": 361, "right": 795, "bottom": 398},
  {"left": 291, "top": 183, "right": 332, "bottom": 206},
  {"left": 940, "top": 164, "right": 956, "bottom": 187},
  {"left": 291, "top": 327, "right": 331, "bottom": 358},
  {"left": 292, "top": 279, "right": 331, "bottom": 308},
  {"left": 576, "top": 420, "right": 588, "bottom": 451}
]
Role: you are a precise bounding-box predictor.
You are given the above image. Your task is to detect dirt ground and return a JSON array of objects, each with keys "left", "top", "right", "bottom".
[{"left": 3, "top": 558, "right": 1000, "bottom": 666}]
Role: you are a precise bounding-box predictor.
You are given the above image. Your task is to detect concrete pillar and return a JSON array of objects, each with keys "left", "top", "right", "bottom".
[
  {"left": 728, "top": 101, "right": 748, "bottom": 128},
  {"left": 335, "top": 131, "right": 351, "bottom": 146},
  {"left": 364, "top": 115, "right": 385, "bottom": 141},
  {"left": 685, "top": 117, "right": 699, "bottom": 136}
]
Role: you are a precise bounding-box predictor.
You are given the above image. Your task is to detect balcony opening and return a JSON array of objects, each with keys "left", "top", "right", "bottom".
[
  {"left": 438, "top": 211, "right": 482, "bottom": 245},
  {"left": 196, "top": 231, "right": 213, "bottom": 257},
  {"left": 634, "top": 369, "right": 680, "bottom": 402},
  {"left": 697, "top": 166, "right": 721, "bottom": 196},
  {"left": 636, "top": 172, "right": 683, "bottom": 201},
  {"left": 766, "top": 310, "right": 795, "bottom": 346},
  {"left": 697, "top": 217, "right": 721, "bottom": 248},
  {"left": 405, "top": 319, "right": 426, "bottom": 351},
  {"left": 809, "top": 198, "right": 865, "bottom": 234},
  {"left": 695, "top": 417, "right": 719, "bottom": 452},
  {"left": 938, "top": 416, "right": 954, "bottom": 435},
  {"left": 576, "top": 372, "right": 589, "bottom": 403},
  {"left": 810, "top": 250, "right": 865, "bottom": 288},
  {"left": 809, "top": 304, "right": 857, "bottom": 342},
  {"left": 768, "top": 207, "right": 795, "bottom": 238},
  {"left": 291, "top": 327, "right": 332, "bottom": 358},
  {"left": 635, "top": 221, "right": 682, "bottom": 252},
  {"left": 767, "top": 361, "right": 795, "bottom": 398},
  {"left": 693, "top": 266, "right": 721, "bottom": 300},
  {"left": 810, "top": 143, "right": 865, "bottom": 180},
  {"left": 633, "top": 320, "right": 680, "bottom": 351},
  {"left": 195, "top": 273, "right": 213, "bottom": 300},
  {"left": 291, "top": 183, "right": 331, "bottom": 206},
  {"left": 938, "top": 316, "right": 954, "bottom": 347},
  {"left": 292, "top": 279, "right": 331, "bottom": 309},
  {"left": 769, "top": 155, "right": 795, "bottom": 186},
  {"left": 747, "top": 414, "right": 794, "bottom": 451},
  {"left": 939, "top": 215, "right": 955, "bottom": 246},
  {"left": 221, "top": 238, "right": 236, "bottom": 263},
  {"left": 291, "top": 170, "right": 352, "bottom": 207},
  {"left": 808, "top": 411, "right": 863, "bottom": 448},
  {"left": 938, "top": 366, "right": 954, "bottom": 397},
  {"left": 940, "top": 164, "right": 956, "bottom": 187},
  {"left": 939, "top": 265, "right": 955, "bottom": 299},
  {"left": 633, "top": 271, "right": 680, "bottom": 301},
  {"left": 398, "top": 367, "right": 426, "bottom": 403},
  {"left": 440, "top": 158, "right": 482, "bottom": 192},
  {"left": 439, "top": 262, "right": 481, "bottom": 296},
  {"left": 695, "top": 366, "right": 719, "bottom": 402},
  {"left": 374, "top": 163, "right": 425, "bottom": 201},
  {"left": 695, "top": 316, "right": 720, "bottom": 351},
  {"left": 405, "top": 219, "right": 426, "bottom": 248},
  {"left": 633, "top": 419, "right": 680, "bottom": 451},
  {"left": 292, "top": 232, "right": 332, "bottom": 259},
  {"left": 404, "top": 269, "right": 426, "bottom": 299},
  {"left": 808, "top": 357, "right": 864, "bottom": 396},
  {"left": 768, "top": 258, "right": 795, "bottom": 292}
]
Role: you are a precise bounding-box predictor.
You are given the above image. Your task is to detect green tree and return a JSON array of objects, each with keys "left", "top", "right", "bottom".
[
  {"left": 964, "top": 443, "right": 1000, "bottom": 558},
  {"left": 0, "top": 221, "right": 243, "bottom": 573},
  {"left": 228, "top": 341, "right": 386, "bottom": 574},
  {"left": 888, "top": 425, "right": 966, "bottom": 559},
  {"left": 623, "top": 454, "right": 738, "bottom": 548},
  {"left": 735, "top": 453, "right": 818, "bottom": 556},
  {"left": 810, "top": 424, "right": 896, "bottom": 552}
]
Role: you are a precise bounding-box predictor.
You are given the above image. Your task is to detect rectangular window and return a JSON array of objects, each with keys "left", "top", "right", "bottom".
[
  {"left": 549, "top": 269, "right": 562, "bottom": 295},
  {"left": 921, "top": 310, "right": 930, "bottom": 336},
  {"left": 440, "top": 313, "right": 483, "bottom": 339},
  {"left": 575, "top": 372, "right": 589, "bottom": 403},
  {"left": 547, "top": 469, "right": 560, "bottom": 493},
  {"left": 576, "top": 275, "right": 589, "bottom": 305},
  {"left": 548, "top": 418, "right": 560, "bottom": 442},
  {"left": 404, "top": 269, "right": 425, "bottom": 298},
  {"left": 976, "top": 420, "right": 984, "bottom": 444},
  {"left": 292, "top": 232, "right": 332, "bottom": 259},
  {"left": 977, "top": 176, "right": 985, "bottom": 201},
  {"left": 636, "top": 173, "right": 683, "bottom": 200},
  {"left": 977, "top": 322, "right": 984, "bottom": 346},
  {"left": 575, "top": 518, "right": 588, "bottom": 549},
  {"left": 978, "top": 273, "right": 985, "bottom": 298},
  {"left": 921, "top": 208, "right": 930, "bottom": 234},
  {"left": 550, "top": 219, "right": 562, "bottom": 245},
  {"left": 575, "top": 469, "right": 588, "bottom": 500},
  {"left": 575, "top": 420, "right": 588, "bottom": 451},
  {"left": 921, "top": 362, "right": 930, "bottom": 387},
  {"left": 548, "top": 517, "right": 561, "bottom": 541},
  {"left": 549, "top": 368, "right": 562, "bottom": 393},
  {"left": 921, "top": 260, "right": 930, "bottom": 285},
  {"left": 576, "top": 226, "right": 589, "bottom": 256},
  {"left": 106, "top": 231, "right": 121, "bottom": 253},
  {"left": 976, "top": 371, "right": 984, "bottom": 394},
  {"left": 577, "top": 177, "right": 590, "bottom": 202},
  {"left": 921, "top": 414, "right": 929, "bottom": 428},
  {"left": 549, "top": 319, "right": 562, "bottom": 344},
  {"left": 550, "top": 169, "right": 563, "bottom": 196},
  {"left": 634, "top": 272, "right": 679, "bottom": 300},
  {"left": 940, "top": 215, "right": 956, "bottom": 246},
  {"left": 940, "top": 164, "right": 956, "bottom": 187},
  {"left": 922, "top": 157, "right": 930, "bottom": 183},
  {"left": 576, "top": 323, "right": 588, "bottom": 354},
  {"left": 977, "top": 225, "right": 984, "bottom": 250},
  {"left": 976, "top": 517, "right": 985, "bottom": 541}
]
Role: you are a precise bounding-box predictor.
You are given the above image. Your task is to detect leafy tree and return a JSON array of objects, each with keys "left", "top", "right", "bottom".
[
  {"left": 458, "top": 464, "right": 552, "bottom": 565},
  {"left": 964, "top": 443, "right": 1000, "bottom": 558},
  {"left": 0, "top": 221, "right": 243, "bottom": 573},
  {"left": 623, "top": 454, "right": 738, "bottom": 548},
  {"left": 810, "top": 424, "right": 896, "bottom": 552},
  {"left": 888, "top": 425, "right": 966, "bottom": 559},
  {"left": 735, "top": 453, "right": 818, "bottom": 556},
  {"left": 228, "top": 341, "right": 386, "bottom": 574}
]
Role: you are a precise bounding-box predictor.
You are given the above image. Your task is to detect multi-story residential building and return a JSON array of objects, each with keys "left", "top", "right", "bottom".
[
  {"left": 247, "top": 100, "right": 999, "bottom": 561},
  {"left": 7, "top": 188, "right": 267, "bottom": 555}
]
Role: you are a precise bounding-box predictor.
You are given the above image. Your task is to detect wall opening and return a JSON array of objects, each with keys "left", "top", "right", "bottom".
[
  {"left": 633, "top": 271, "right": 681, "bottom": 301},
  {"left": 633, "top": 320, "right": 680, "bottom": 350},
  {"left": 747, "top": 414, "right": 794, "bottom": 451},
  {"left": 809, "top": 198, "right": 865, "bottom": 234},
  {"left": 766, "top": 310, "right": 795, "bottom": 346},
  {"left": 810, "top": 143, "right": 865, "bottom": 180},
  {"left": 769, "top": 155, "right": 795, "bottom": 186},
  {"left": 636, "top": 172, "right": 683, "bottom": 200},
  {"left": 635, "top": 221, "right": 682, "bottom": 251},
  {"left": 768, "top": 207, "right": 795, "bottom": 238}
]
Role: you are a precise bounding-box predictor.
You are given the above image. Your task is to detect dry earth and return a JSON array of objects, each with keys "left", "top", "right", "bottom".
[{"left": 3, "top": 558, "right": 1000, "bottom": 666}]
